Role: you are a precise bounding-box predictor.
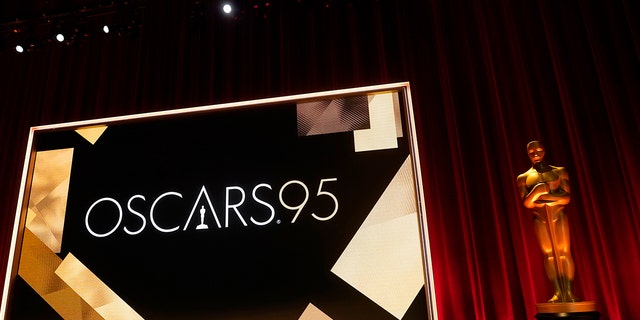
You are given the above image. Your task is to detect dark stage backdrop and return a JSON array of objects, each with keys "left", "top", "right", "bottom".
[{"left": 1, "top": 1, "right": 638, "bottom": 319}]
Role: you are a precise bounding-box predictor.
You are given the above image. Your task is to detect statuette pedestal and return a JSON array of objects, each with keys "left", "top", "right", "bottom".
[{"left": 535, "top": 301, "right": 599, "bottom": 319}]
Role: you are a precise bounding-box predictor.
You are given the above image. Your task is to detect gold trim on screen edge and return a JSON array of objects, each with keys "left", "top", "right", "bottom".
[
  {"left": 0, "top": 129, "right": 36, "bottom": 318},
  {"left": 403, "top": 85, "right": 439, "bottom": 320},
  {"left": 27, "top": 83, "right": 413, "bottom": 133}
]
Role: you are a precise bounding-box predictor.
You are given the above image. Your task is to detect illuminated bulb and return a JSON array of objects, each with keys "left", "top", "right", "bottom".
[
  {"left": 103, "top": 25, "right": 110, "bottom": 34},
  {"left": 56, "top": 33, "right": 65, "bottom": 42},
  {"left": 16, "top": 45, "right": 24, "bottom": 53},
  {"left": 223, "top": 3, "right": 232, "bottom": 14}
]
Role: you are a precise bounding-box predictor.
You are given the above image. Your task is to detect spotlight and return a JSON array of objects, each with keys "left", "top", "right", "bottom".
[
  {"left": 222, "top": 3, "right": 232, "bottom": 14},
  {"left": 56, "top": 33, "right": 65, "bottom": 42},
  {"left": 14, "top": 40, "right": 37, "bottom": 53},
  {"left": 103, "top": 25, "right": 110, "bottom": 34}
]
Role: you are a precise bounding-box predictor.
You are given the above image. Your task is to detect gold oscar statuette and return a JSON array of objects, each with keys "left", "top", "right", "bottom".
[{"left": 516, "top": 141, "right": 598, "bottom": 318}]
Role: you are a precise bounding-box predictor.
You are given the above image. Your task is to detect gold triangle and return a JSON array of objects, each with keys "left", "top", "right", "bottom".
[{"left": 75, "top": 125, "right": 108, "bottom": 145}]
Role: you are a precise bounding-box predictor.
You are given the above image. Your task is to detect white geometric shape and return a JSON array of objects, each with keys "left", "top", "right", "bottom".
[
  {"left": 331, "top": 214, "right": 424, "bottom": 319},
  {"left": 353, "top": 93, "right": 398, "bottom": 152},
  {"left": 331, "top": 156, "right": 423, "bottom": 319}
]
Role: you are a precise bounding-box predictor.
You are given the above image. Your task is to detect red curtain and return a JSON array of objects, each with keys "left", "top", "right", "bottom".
[
  {"left": 420, "top": 0, "right": 640, "bottom": 318},
  {"left": 1, "top": 1, "right": 638, "bottom": 319}
]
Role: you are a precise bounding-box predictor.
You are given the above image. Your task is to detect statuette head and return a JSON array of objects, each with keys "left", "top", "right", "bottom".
[{"left": 527, "top": 140, "right": 545, "bottom": 164}]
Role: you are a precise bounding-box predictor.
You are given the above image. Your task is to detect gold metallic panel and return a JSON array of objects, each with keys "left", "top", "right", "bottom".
[
  {"left": 353, "top": 93, "right": 400, "bottom": 152},
  {"left": 26, "top": 148, "right": 74, "bottom": 253},
  {"left": 18, "top": 147, "right": 143, "bottom": 319},
  {"left": 75, "top": 125, "right": 108, "bottom": 145},
  {"left": 56, "top": 253, "right": 144, "bottom": 320},
  {"left": 298, "top": 303, "right": 333, "bottom": 320},
  {"left": 331, "top": 156, "right": 423, "bottom": 319},
  {"left": 18, "top": 229, "right": 143, "bottom": 319},
  {"left": 18, "top": 229, "right": 104, "bottom": 320}
]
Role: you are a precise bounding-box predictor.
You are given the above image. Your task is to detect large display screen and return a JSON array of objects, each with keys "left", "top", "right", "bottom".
[{"left": 1, "top": 83, "right": 436, "bottom": 319}]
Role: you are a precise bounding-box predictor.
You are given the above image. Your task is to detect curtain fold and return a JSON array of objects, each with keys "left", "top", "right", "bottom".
[{"left": 0, "top": 0, "right": 638, "bottom": 319}]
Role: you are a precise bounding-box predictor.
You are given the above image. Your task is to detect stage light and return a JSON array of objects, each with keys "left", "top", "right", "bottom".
[
  {"left": 1, "top": 1, "right": 145, "bottom": 53},
  {"left": 223, "top": 3, "right": 232, "bottom": 14},
  {"left": 14, "top": 40, "right": 36, "bottom": 53}
]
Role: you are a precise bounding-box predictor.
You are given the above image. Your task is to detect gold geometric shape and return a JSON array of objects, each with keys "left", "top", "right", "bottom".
[
  {"left": 75, "top": 125, "right": 108, "bottom": 145},
  {"left": 55, "top": 253, "right": 144, "bottom": 320},
  {"left": 18, "top": 228, "right": 143, "bottom": 319},
  {"left": 353, "top": 92, "right": 401, "bottom": 152},
  {"left": 18, "top": 229, "right": 104, "bottom": 320},
  {"left": 331, "top": 156, "right": 423, "bottom": 319},
  {"left": 43, "top": 287, "right": 103, "bottom": 320},
  {"left": 26, "top": 148, "right": 74, "bottom": 253},
  {"left": 298, "top": 303, "right": 333, "bottom": 320}
]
